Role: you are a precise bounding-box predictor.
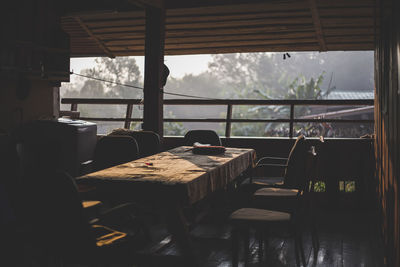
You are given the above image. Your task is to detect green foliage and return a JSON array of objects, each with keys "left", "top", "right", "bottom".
[
  {"left": 339, "top": 181, "right": 356, "bottom": 193},
  {"left": 231, "top": 123, "right": 266, "bottom": 137},
  {"left": 208, "top": 53, "right": 341, "bottom": 137},
  {"left": 164, "top": 122, "right": 186, "bottom": 136},
  {"left": 314, "top": 181, "right": 326, "bottom": 192},
  {"left": 163, "top": 111, "right": 186, "bottom": 136},
  {"left": 276, "top": 72, "right": 335, "bottom": 119},
  {"left": 129, "top": 122, "right": 141, "bottom": 130},
  {"left": 229, "top": 72, "right": 335, "bottom": 137},
  {"left": 285, "top": 73, "right": 333, "bottom": 100}
]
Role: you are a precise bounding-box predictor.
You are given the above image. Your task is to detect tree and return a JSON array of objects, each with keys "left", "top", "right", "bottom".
[
  {"left": 84, "top": 57, "right": 143, "bottom": 99},
  {"left": 61, "top": 57, "right": 142, "bottom": 99},
  {"left": 209, "top": 53, "right": 292, "bottom": 99},
  {"left": 163, "top": 72, "right": 225, "bottom": 135},
  {"left": 60, "top": 52, "right": 374, "bottom": 137},
  {"left": 164, "top": 72, "right": 224, "bottom": 99},
  {"left": 209, "top": 51, "right": 374, "bottom": 99},
  {"left": 230, "top": 73, "right": 335, "bottom": 137},
  {"left": 60, "top": 57, "right": 143, "bottom": 134}
]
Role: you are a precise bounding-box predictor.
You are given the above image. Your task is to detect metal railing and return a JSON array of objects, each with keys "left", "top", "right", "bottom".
[{"left": 61, "top": 98, "right": 374, "bottom": 138}]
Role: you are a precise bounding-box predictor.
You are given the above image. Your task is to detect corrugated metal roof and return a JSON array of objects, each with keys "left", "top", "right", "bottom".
[
  {"left": 325, "top": 91, "right": 374, "bottom": 100},
  {"left": 61, "top": 0, "right": 377, "bottom": 57}
]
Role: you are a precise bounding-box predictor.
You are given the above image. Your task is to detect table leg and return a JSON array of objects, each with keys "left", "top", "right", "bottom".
[{"left": 165, "top": 204, "right": 199, "bottom": 267}]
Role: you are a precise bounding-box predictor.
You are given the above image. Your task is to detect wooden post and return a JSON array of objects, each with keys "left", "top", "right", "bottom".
[
  {"left": 124, "top": 103, "right": 133, "bottom": 129},
  {"left": 225, "top": 104, "right": 233, "bottom": 138},
  {"left": 143, "top": 4, "right": 165, "bottom": 137},
  {"left": 71, "top": 103, "right": 78, "bottom": 111},
  {"left": 289, "top": 104, "right": 294, "bottom": 138}
]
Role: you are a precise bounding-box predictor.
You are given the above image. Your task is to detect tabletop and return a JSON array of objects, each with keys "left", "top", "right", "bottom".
[{"left": 78, "top": 146, "right": 256, "bottom": 204}]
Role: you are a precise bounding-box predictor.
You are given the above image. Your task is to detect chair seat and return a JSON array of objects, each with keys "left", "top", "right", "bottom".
[
  {"left": 253, "top": 188, "right": 300, "bottom": 213},
  {"left": 229, "top": 208, "right": 290, "bottom": 224},
  {"left": 92, "top": 224, "right": 127, "bottom": 247},
  {"left": 254, "top": 187, "right": 299, "bottom": 198},
  {"left": 82, "top": 200, "right": 103, "bottom": 220},
  {"left": 239, "top": 177, "right": 285, "bottom": 196},
  {"left": 243, "top": 177, "right": 284, "bottom": 186},
  {"left": 82, "top": 200, "right": 102, "bottom": 210}
]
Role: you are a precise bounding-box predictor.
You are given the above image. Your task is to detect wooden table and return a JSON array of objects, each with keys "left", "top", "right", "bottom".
[{"left": 77, "top": 146, "right": 256, "bottom": 264}]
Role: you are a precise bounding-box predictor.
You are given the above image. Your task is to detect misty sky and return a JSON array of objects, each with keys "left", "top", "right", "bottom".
[
  {"left": 70, "top": 54, "right": 212, "bottom": 82},
  {"left": 69, "top": 51, "right": 374, "bottom": 92}
]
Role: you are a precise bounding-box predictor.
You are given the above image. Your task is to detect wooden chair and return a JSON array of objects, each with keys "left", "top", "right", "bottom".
[
  {"left": 80, "top": 135, "right": 139, "bottom": 182},
  {"left": 252, "top": 136, "right": 310, "bottom": 213},
  {"left": 108, "top": 129, "right": 160, "bottom": 158},
  {"left": 229, "top": 146, "right": 318, "bottom": 266},
  {"left": 229, "top": 208, "right": 305, "bottom": 267},
  {"left": 241, "top": 135, "right": 306, "bottom": 190},
  {"left": 8, "top": 132, "right": 102, "bottom": 217},
  {"left": 22, "top": 171, "right": 148, "bottom": 266},
  {"left": 79, "top": 135, "right": 139, "bottom": 207},
  {"left": 93, "top": 135, "right": 140, "bottom": 172},
  {"left": 252, "top": 144, "right": 320, "bottom": 260},
  {"left": 86, "top": 135, "right": 154, "bottom": 238},
  {"left": 184, "top": 129, "right": 222, "bottom": 146}
]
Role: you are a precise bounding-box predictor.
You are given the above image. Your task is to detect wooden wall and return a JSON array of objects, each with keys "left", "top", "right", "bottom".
[{"left": 374, "top": 0, "right": 400, "bottom": 265}]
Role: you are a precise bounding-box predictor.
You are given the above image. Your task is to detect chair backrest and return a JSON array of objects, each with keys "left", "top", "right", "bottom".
[
  {"left": 284, "top": 135, "right": 307, "bottom": 189},
  {"left": 184, "top": 130, "right": 222, "bottom": 146},
  {"left": 109, "top": 129, "right": 160, "bottom": 158},
  {"left": 93, "top": 135, "right": 139, "bottom": 171},
  {"left": 28, "top": 171, "right": 95, "bottom": 259}
]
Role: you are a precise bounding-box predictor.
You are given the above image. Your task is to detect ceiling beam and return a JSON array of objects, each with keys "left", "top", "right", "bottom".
[
  {"left": 74, "top": 17, "right": 115, "bottom": 58},
  {"left": 126, "top": 0, "right": 163, "bottom": 9},
  {"left": 308, "top": 0, "right": 327, "bottom": 51}
]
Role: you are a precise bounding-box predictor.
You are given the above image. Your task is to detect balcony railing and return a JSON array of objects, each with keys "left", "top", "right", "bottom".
[{"left": 61, "top": 98, "right": 374, "bottom": 138}]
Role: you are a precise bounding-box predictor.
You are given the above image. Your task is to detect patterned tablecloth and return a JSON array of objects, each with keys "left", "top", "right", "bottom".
[{"left": 77, "top": 146, "right": 256, "bottom": 204}]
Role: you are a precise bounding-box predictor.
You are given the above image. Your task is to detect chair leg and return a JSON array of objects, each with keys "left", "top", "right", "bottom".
[
  {"left": 311, "top": 213, "right": 320, "bottom": 258},
  {"left": 257, "top": 228, "right": 263, "bottom": 266},
  {"left": 311, "top": 195, "right": 320, "bottom": 258},
  {"left": 294, "top": 234, "right": 301, "bottom": 267},
  {"left": 263, "top": 229, "right": 269, "bottom": 263},
  {"left": 243, "top": 230, "right": 250, "bottom": 267},
  {"left": 232, "top": 228, "right": 239, "bottom": 267},
  {"left": 294, "top": 228, "right": 306, "bottom": 267},
  {"left": 311, "top": 223, "right": 319, "bottom": 260},
  {"left": 131, "top": 213, "right": 152, "bottom": 242}
]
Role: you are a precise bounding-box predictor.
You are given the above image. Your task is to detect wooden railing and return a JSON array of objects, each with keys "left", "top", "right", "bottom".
[{"left": 61, "top": 98, "right": 374, "bottom": 138}]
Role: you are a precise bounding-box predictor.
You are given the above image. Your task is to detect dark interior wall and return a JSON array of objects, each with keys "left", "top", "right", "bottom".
[
  {"left": 375, "top": 0, "right": 400, "bottom": 265},
  {"left": 0, "top": 0, "right": 69, "bottom": 132},
  {"left": 0, "top": 77, "right": 59, "bottom": 131}
]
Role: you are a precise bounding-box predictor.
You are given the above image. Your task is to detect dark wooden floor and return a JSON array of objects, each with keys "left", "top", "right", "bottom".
[
  {"left": 24, "top": 208, "right": 384, "bottom": 267},
  {"left": 18, "top": 189, "right": 383, "bottom": 267},
  {"left": 141, "top": 209, "right": 384, "bottom": 267}
]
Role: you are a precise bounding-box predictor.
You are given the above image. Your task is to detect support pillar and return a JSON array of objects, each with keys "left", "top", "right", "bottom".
[{"left": 143, "top": 4, "right": 165, "bottom": 137}]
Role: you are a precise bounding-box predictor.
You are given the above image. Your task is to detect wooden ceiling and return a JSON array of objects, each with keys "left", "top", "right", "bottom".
[{"left": 61, "top": 0, "right": 377, "bottom": 57}]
